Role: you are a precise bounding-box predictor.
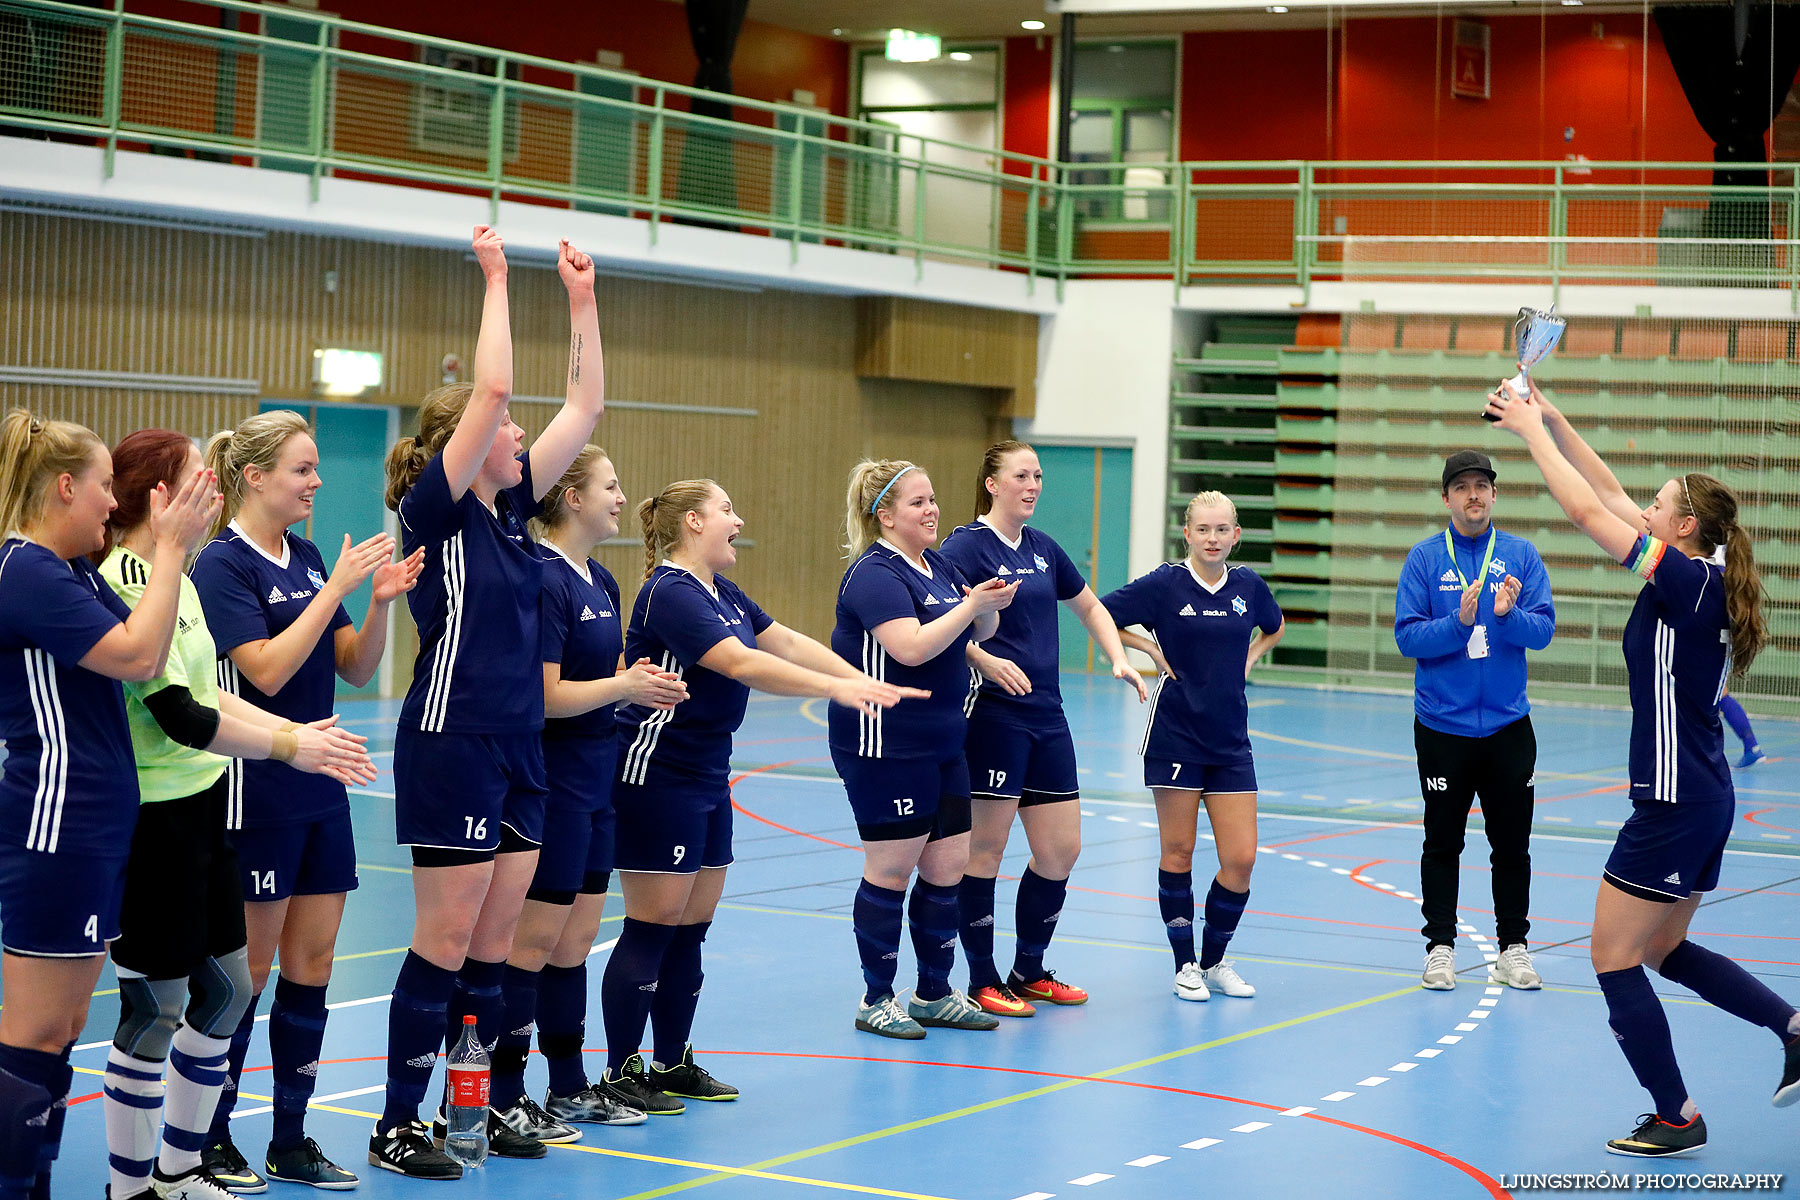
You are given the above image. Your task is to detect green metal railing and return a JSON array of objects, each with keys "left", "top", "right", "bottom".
[{"left": 7, "top": 0, "right": 1800, "bottom": 301}]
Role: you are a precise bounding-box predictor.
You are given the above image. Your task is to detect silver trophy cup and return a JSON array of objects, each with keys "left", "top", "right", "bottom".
[{"left": 1485, "top": 305, "right": 1567, "bottom": 421}]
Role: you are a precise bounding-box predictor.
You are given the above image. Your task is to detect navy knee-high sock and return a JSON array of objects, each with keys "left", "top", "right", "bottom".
[
  {"left": 1199, "top": 881, "right": 1250, "bottom": 970},
  {"left": 1598, "top": 966, "right": 1689, "bottom": 1122},
  {"left": 536, "top": 963, "right": 589, "bottom": 1097},
  {"left": 381, "top": 951, "right": 456, "bottom": 1131},
  {"left": 0, "top": 1044, "right": 61, "bottom": 1200},
  {"left": 958, "top": 875, "right": 1000, "bottom": 990},
  {"left": 1657, "top": 940, "right": 1798, "bottom": 1040},
  {"left": 908, "top": 880, "right": 960, "bottom": 1002},
  {"left": 490, "top": 965, "right": 539, "bottom": 1111},
  {"left": 651, "top": 923, "right": 709, "bottom": 1067},
  {"left": 28, "top": 1046, "right": 70, "bottom": 1200},
  {"left": 853, "top": 881, "right": 906, "bottom": 1004},
  {"left": 1011, "top": 867, "right": 1066, "bottom": 983},
  {"left": 1720, "top": 694, "right": 1758, "bottom": 750},
  {"left": 1158, "top": 869, "right": 1196, "bottom": 969},
  {"left": 207, "top": 991, "right": 259, "bottom": 1141},
  {"left": 267, "top": 978, "right": 328, "bottom": 1151},
  {"left": 599, "top": 919, "right": 676, "bottom": 1075},
  {"left": 445, "top": 958, "right": 505, "bottom": 1061}
]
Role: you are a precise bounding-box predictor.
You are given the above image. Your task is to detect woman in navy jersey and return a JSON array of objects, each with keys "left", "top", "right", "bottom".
[
  {"left": 1101, "top": 491, "right": 1284, "bottom": 1004},
  {"left": 486, "top": 446, "right": 684, "bottom": 1136},
  {"left": 939, "top": 441, "right": 1146, "bottom": 1017},
  {"left": 0, "top": 409, "right": 217, "bottom": 1200},
  {"left": 833, "top": 459, "right": 1018, "bottom": 1040},
  {"left": 97, "top": 429, "right": 375, "bottom": 1200},
  {"left": 190, "top": 408, "right": 424, "bottom": 1190},
  {"left": 1487, "top": 380, "right": 1799, "bottom": 1156},
  {"left": 369, "top": 229, "right": 606, "bottom": 1179},
  {"left": 599, "top": 478, "right": 915, "bottom": 1109}
]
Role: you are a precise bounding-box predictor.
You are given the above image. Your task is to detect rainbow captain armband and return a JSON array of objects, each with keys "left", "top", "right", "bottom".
[{"left": 1622, "top": 534, "right": 1667, "bottom": 580}]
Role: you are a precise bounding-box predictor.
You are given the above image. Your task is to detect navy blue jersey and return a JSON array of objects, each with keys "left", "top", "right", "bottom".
[
  {"left": 938, "top": 520, "right": 1087, "bottom": 726},
  {"left": 540, "top": 541, "right": 624, "bottom": 755},
  {"left": 398, "top": 453, "right": 543, "bottom": 734},
  {"left": 828, "top": 542, "right": 977, "bottom": 760},
  {"left": 1619, "top": 536, "right": 1733, "bottom": 804},
  {"left": 0, "top": 538, "right": 137, "bottom": 854},
  {"left": 617, "top": 565, "right": 771, "bottom": 789},
  {"left": 190, "top": 522, "right": 353, "bottom": 828},
  {"left": 1101, "top": 561, "right": 1282, "bottom": 765}
]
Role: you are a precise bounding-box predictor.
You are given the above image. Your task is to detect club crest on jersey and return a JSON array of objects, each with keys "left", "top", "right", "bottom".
[
  {"left": 1034, "top": 554, "right": 1049, "bottom": 571},
  {"left": 1232, "top": 596, "right": 1247, "bottom": 616},
  {"left": 1490, "top": 558, "right": 1508, "bottom": 575},
  {"left": 267, "top": 585, "right": 287, "bottom": 604},
  {"left": 1179, "top": 603, "right": 1197, "bottom": 617},
  {"left": 579, "top": 606, "right": 597, "bottom": 622},
  {"left": 307, "top": 568, "right": 326, "bottom": 590}
]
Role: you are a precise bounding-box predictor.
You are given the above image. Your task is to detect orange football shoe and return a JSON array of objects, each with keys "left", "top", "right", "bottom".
[
  {"left": 971, "top": 983, "right": 1036, "bottom": 1017},
  {"left": 1015, "top": 970, "right": 1088, "bottom": 1006}
]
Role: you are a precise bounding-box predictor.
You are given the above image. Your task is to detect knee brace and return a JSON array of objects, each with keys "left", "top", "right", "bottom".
[
  {"left": 114, "top": 972, "right": 186, "bottom": 1062},
  {"left": 187, "top": 947, "right": 253, "bottom": 1038}
]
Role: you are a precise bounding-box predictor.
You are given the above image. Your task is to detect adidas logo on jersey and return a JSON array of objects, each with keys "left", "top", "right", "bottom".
[
  {"left": 267, "top": 585, "right": 287, "bottom": 603},
  {"left": 923, "top": 594, "right": 941, "bottom": 605},
  {"left": 996, "top": 565, "right": 1011, "bottom": 576},
  {"left": 579, "top": 606, "right": 597, "bottom": 622},
  {"left": 1440, "top": 569, "right": 1458, "bottom": 583},
  {"left": 1664, "top": 872, "right": 1681, "bottom": 885},
  {"left": 1179, "top": 603, "right": 1197, "bottom": 616}
]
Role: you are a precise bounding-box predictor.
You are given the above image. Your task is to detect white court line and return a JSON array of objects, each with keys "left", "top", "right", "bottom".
[
  {"left": 1415, "top": 1048, "right": 1443, "bottom": 1059},
  {"left": 1280, "top": 1106, "right": 1316, "bottom": 1116},
  {"left": 1355, "top": 1076, "right": 1387, "bottom": 1087},
  {"left": 1126, "top": 1155, "right": 1169, "bottom": 1167},
  {"left": 1068, "top": 1173, "right": 1114, "bottom": 1186},
  {"left": 1388, "top": 1063, "right": 1417, "bottom": 1073},
  {"left": 1455, "top": 1023, "right": 1479, "bottom": 1032},
  {"left": 1181, "top": 1138, "right": 1221, "bottom": 1150},
  {"left": 1321, "top": 1090, "right": 1355, "bottom": 1102},
  {"left": 1231, "top": 1122, "right": 1270, "bottom": 1134}
]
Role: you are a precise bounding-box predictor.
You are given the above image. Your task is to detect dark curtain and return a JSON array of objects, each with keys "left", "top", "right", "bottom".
[
  {"left": 1654, "top": 2, "right": 1800, "bottom": 241},
  {"left": 679, "top": 0, "right": 750, "bottom": 217}
]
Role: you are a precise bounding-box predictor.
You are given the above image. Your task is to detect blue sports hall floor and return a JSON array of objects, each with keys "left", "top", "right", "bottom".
[{"left": 38, "top": 679, "right": 1800, "bottom": 1199}]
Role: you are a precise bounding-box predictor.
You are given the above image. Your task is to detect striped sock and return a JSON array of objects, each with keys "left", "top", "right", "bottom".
[
  {"left": 157, "top": 1024, "right": 230, "bottom": 1177},
  {"left": 1199, "top": 881, "right": 1250, "bottom": 970},
  {"left": 492, "top": 965, "right": 539, "bottom": 1111},
  {"left": 536, "top": 964, "right": 589, "bottom": 1096},
  {"left": 267, "top": 978, "right": 328, "bottom": 1152},
  {"left": 381, "top": 951, "right": 455, "bottom": 1131},
  {"left": 208, "top": 991, "right": 260, "bottom": 1142},
  {"left": 908, "top": 880, "right": 960, "bottom": 1003},
  {"left": 1011, "top": 867, "right": 1066, "bottom": 983},
  {"left": 958, "top": 875, "right": 1000, "bottom": 989},
  {"left": 853, "top": 881, "right": 906, "bottom": 1003},
  {"left": 104, "top": 1046, "right": 163, "bottom": 1199},
  {"left": 1158, "top": 869, "right": 1196, "bottom": 969}
]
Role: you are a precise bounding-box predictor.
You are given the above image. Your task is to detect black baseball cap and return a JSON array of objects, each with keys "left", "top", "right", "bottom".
[{"left": 1441, "top": 449, "right": 1497, "bottom": 491}]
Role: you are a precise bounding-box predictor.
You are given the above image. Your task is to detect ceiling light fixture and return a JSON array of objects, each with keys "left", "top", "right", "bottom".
[
  {"left": 1021, "top": 19, "right": 1046, "bottom": 31},
  {"left": 1267, "top": 5, "right": 1289, "bottom": 11},
  {"left": 950, "top": 50, "right": 973, "bottom": 60}
]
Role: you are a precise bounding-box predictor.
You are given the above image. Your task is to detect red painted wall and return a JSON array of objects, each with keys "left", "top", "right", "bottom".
[
  {"left": 325, "top": 0, "right": 851, "bottom": 118},
  {"left": 1001, "top": 34, "right": 1054, "bottom": 166},
  {"left": 1179, "top": 29, "right": 1332, "bottom": 163}
]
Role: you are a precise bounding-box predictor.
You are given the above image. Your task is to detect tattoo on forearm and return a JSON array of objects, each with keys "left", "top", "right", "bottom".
[{"left": 569, "top": 333, "right": 582, "bottom": 385}]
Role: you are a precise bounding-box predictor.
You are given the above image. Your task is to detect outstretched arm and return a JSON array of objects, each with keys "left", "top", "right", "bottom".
[
  {"left": 1066, "top": 587, "right": 1149, "bottom": 701},
  {"left": 442, "top": 225, "right": 513, "bottom": 503},
  {"left": 1524, "top": 380, "right": 1642, "bottom": 528},
  {"left": 1486, "top": 386, "right": 1640, "bottom": 562},
  {"left": 528, "top": 239, "right": 605, "bottom": 500}
]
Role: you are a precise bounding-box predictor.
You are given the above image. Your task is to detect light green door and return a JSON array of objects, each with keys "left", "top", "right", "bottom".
[
  {"left": 1031, "top": 444, "right": 1134, "bottom": 671},
  {"left": 259, "top": 402, "right": 396, "bottom": 696}
]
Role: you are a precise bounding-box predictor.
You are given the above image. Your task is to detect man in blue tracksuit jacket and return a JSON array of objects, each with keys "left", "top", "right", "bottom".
[{"left": 1395, "top": 449, "right": 1555, "bottom": 994}]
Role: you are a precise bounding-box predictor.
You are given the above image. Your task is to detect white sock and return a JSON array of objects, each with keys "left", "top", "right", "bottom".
[
  {"left": 156, "top": 1024, "right": 230, "bottom": 1177},
  {"left": 104, "top": 1046, "right": 165, "bottom": 1198}
]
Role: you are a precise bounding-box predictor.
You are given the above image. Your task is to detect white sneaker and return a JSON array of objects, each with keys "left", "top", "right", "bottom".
[
  {"left": 1174, "top": 962, "right": 1210, "bottom": 1002},
  {"left": 855, "top": 993, "right": 926, "bottom": 1039},
  {"left": 151, "top": 1167, "right": 236, "bottom": 1200},
  {"left": 1420, "top": 944, "right": 1456, "bottom": 990},
  {"left": 1200, "top": 961, "right": 1256, "bottom": 998},
  {"left": 1489, "top": 944, "right": 1542, "bottom": 989}
]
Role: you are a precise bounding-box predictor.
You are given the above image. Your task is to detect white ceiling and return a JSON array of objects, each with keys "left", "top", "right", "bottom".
[{"left": 742, "top": 0, "right": 1711, "bottom": 42}]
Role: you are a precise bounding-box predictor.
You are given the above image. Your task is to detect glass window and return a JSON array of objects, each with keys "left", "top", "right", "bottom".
[
  {"left": 1066, "top": 41, "right": 1176, "bottom": 221},
  {"left": 860, "top": 50, "right": 998, "bottom": 111}
]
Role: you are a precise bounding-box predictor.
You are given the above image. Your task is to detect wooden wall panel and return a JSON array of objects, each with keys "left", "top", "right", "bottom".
[
  {"left": 855, "top": 295, "right": 1039, "bottom": 418},
  {"left": 2, "top": 208, "right": 1011, "bottom": 684}
]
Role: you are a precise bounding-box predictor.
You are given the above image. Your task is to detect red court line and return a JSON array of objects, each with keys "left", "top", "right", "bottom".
[
  {"left": 1742, "top": 807, "right": 1800, "bottom": 835},
  {"left": 1266, "top": 820, "right": 1422, "bottom": 850}
]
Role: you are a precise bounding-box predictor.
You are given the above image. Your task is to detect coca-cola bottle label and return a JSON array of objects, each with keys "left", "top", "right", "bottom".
[{"left": 448, "top": 1067, "right": 489, "bottom": 1108}]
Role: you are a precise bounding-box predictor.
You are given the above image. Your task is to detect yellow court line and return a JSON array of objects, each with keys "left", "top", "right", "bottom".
[{"left": 614, "top": 984, "right": 1419, "bottom": 1200}]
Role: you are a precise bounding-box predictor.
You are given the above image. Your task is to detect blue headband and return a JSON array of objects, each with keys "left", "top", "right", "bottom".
[{"left": 869, "top": 465, "right": 917, "bottom": 514}]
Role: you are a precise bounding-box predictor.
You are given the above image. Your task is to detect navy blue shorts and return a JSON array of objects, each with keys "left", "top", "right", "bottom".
[
  {"left": 0, "top": 843, "right": 128, "bottom": 957},
  {"left": 1146, "top": 756, "right": 1257, "bottom": 795},
  {"left": 966, "top": 714, "right": 1079, "bottom": 807},
  {"left": 532, "top": 805, "right": 615, "bottom": 897},
  {"left": 833, "top": 749, "right": 973, "bottom": 842},
  {"left": 234, "top": 808, "right": 359, "bottom": 902},
  {"left": 612, "top": 776, "right": 732, "bottom": 874},
  {"left": 394, "top": 727, "right": 547, "bottom": 851},
  {"left": 1603, "top": 797, "right": 1732, "bottom": 903}
]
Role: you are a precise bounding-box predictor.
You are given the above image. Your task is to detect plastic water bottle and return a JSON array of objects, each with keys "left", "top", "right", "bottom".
[{"left": 444, "top": 1014, "right": 489, "bottom": 1169}]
